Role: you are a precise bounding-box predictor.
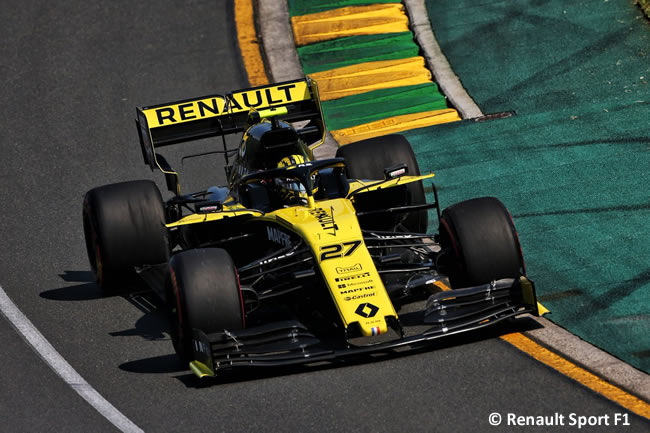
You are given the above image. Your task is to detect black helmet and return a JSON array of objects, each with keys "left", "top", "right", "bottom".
[{"left": 237, "top": 120, "right": 311, "bottom": 174}]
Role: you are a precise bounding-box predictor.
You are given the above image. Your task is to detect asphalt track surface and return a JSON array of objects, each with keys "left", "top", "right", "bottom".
[{"left": 0, "top": 1, "right": 648, "bottom": 432}]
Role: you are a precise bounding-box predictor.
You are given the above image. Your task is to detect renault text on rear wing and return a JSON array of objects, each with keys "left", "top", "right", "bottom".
[{"left": 136, "top": 78, "right": 325, "bottom": 170}]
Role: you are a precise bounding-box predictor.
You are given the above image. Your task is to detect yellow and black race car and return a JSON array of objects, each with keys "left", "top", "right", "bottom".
[{"left": 82, "top": 78, "right": 540, "bottom": 378}]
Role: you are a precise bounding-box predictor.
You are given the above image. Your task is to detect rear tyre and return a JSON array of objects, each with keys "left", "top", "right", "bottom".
[
  {"left": 167, "top": 248, "right": 244, "bottom": 361},
  {"left": 82, "top": 180, "right": 168, "bottom": 292},
  {"left": 439, "top": 197, "right": 524, "bottom": 288},
  {"left": 336, "top": 134, "right": 427, "bottom": 233}
]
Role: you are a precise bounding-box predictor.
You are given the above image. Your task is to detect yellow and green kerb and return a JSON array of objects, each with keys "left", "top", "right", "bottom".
[{"left": 289, "top": 0, "right": 461, "bottom": 145}]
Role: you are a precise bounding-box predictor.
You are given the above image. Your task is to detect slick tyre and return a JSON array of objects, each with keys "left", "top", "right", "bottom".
[
  {"left": 167, "top": 248, "right": 245, "bottom": 361},
  {"left": 83, "top": 180, "right": 168, "bottom": 293},
  {"left": 336, "top": 134, "right": 427, "bottom": 233},
  {"left": 439, "top": 197, "right": 525, "bottom": 288}
]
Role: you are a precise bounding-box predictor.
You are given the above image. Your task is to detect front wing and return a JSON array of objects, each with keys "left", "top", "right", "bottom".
[{"left": 189, "top": 276, "right": 539, "bottom": 377}]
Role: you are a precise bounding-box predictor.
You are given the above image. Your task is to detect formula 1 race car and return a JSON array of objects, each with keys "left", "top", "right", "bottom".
[{"left": 82, "top": 78, "right": 540, "bottom": 377}]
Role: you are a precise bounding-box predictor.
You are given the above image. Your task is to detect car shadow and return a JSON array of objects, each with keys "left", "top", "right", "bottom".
[
  {"left": 109, "top": 290, "right": 170, "bottom": 341},
  {"left": 41, "top": 269, "right": 185, "bottom": 374},
  {"left": 39, "top": 282, "right": 102, "bottom": 301},
  {"left": 40, "top": 270, "right": 148, "bottom": 301},
  {"left": 42, "top": 268, "right": 171, "bottom": 342},
  {"left": 119, "top": 354, "right": 187, "bottom": 374},
  {"left": 39, "top": 270, "right": 101, "bottom": 301}
]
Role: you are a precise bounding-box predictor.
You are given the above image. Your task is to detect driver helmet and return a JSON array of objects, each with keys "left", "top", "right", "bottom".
[{"left": 275, "top": 155, "right": 311, "bottom": 203}]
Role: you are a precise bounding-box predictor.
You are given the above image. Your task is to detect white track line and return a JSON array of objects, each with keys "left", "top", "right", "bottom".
[{"left": 0, "top": 285, "right": 144, "bottom": 433}]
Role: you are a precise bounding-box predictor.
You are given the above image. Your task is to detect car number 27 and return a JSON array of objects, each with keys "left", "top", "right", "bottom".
[{"left": 319, "top": 240, "right": 362, "bottom": 261}]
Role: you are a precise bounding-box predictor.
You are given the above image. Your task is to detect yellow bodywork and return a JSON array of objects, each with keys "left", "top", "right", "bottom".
[
  {"left": 347, "top": 173, "right": 434, "bottom": 197},
  {"left": 271, "top": 199, "right": 396, "bottom": 336},
  {"left": 189, "top": 360, "right": 213, "bottom": 378},
  {"left": 165, "top": 206, "right": 261, "bottom": 228},
  {"left": 166, "top": 173, "right": 434, "bottom": 337}
]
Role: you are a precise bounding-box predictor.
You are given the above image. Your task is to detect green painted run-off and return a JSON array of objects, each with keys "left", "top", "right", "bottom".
[{"left": 407, "top": 0, "right": 650, "bottom": 373}]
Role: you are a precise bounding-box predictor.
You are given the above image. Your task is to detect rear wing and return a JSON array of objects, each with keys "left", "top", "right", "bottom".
[{"left": 136, "top": 78, "right": 326, "bottom": 170}]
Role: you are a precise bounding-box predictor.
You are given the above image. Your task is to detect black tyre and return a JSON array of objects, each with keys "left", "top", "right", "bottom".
[
  {"left": 336, "top": 134, "right": 427, "bottom": 233},
  {"left": 83, "top": 180, "right": 168, "bottom": 292},
  {"left": 167, "top": 248, "right": 244, "bottom": 361},
  {"left": 439, "top": 197, "right": 525, "bottom": 288}
]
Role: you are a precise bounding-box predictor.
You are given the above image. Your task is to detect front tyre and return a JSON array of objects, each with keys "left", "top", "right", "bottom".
[
  {"left": 439, "top": 197, "right": 524, "bottom": 288},
  {"left": 167, "top": 248, "right": 245, "bottom": 361},
  {"left": 83, "top": 180, "right": 168, "bottom": 292}
]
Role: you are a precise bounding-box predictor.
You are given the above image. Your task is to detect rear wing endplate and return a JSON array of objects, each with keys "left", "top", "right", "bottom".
[{"left": 136, "top": 78, "right": 326, "bottom": 170}]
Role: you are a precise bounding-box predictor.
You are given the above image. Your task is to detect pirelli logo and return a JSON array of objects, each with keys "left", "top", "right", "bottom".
[
  {"left": 143, "top": 81, "right": 310, "bottom": 128},
  {"left": 335, "top": 272, "right": 371, "bottom": 283}
]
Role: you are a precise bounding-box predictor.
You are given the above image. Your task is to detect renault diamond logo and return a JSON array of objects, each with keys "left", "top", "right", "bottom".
[{"left": 355, "top": 303, "right": 379, "bottom": 318}]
